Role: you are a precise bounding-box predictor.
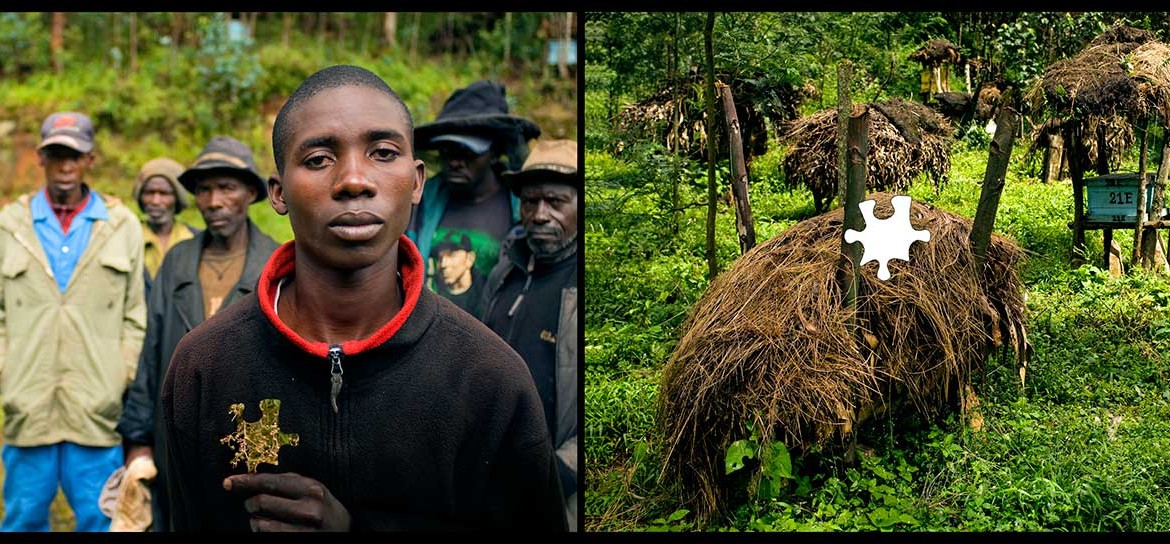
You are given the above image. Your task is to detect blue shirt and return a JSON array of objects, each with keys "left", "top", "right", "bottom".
[{"left": 31, "top": 187, "right": 108, "bottom": 293}]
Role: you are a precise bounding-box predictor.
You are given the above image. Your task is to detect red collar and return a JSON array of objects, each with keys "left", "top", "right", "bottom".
[
  {"left": 45, "top": 186, "right": 91, "bottom": 232},
  {"left": 257, "top": 235, "right": 425, "bottom": 358}
]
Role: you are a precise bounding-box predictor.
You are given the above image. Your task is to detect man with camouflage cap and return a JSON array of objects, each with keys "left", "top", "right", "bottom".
[{"left": 0, "top": 111, "right": 146, "bottom": 531}]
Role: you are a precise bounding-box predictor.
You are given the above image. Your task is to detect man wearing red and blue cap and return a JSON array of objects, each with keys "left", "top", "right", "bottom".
[{"left": 0, "top": 111, "right": 147, "bottom": 531}]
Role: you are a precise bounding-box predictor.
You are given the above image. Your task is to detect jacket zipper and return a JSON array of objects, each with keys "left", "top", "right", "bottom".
[{"left": 328, "top": 344, "right": 344, "bottom": 414}]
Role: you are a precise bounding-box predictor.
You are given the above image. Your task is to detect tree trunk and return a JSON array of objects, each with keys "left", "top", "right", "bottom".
[
  {"left": 50, "top": 12, "right": 66, "bottom": 73},
  {"left": 502, "top": 12, "right": 511, "bottom": 69},
  {"left": 1141, "top": 136, "right": 1170, "bottom": 272},
  {"left": 718, "top": 82, "right": 756, "bottom": 254},
  {"left": 1069, "top": 126, "right": 1087, "bottom": 265},
  {"left": 1042, "top": 131, "right": 1063, "bottom": 183},
  {"left": 129, "top": 12, "right": 138, "bottom": 74},
  {"left": 383, "top": 13, "right": 397, "bottom": 49},
  {"left": 318, "top": 12, "right": 328, "bottom": 48},
  {"left": 970, "top": 87, "right": 1018, "bottom": 267},
  {"left": 1134, "top": 118, "right": 1150, "bottom": 265},
  {"left": 841, "top": 101, "right": 867, "bottom": 313},
  {"left": 704, "top": 12, "right": 718, "bottom": 281},
  {"left": 409, "top": 12, "right": 420, "bottom": 63},
  {"left": 837, "top": 61, "right": 852, "bottom": 209},
  {"left": 282, "top": 12, "right": 293, "bottom": 47},
  {"left": 558, "top": 12, "right": 572, "bottom": 79}
]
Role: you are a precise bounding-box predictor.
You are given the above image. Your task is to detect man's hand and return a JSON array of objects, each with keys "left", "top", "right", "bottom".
[
  {"left": 124, "top": 445, "right": 152, "bottom": 466},
  {"left": 223, "top": 472, "right": 351, "bottom": 532}
]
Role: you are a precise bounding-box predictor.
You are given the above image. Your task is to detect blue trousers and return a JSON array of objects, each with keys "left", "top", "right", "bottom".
[{"left": 1, "top": 442, "right": 122, "bottom": 532}]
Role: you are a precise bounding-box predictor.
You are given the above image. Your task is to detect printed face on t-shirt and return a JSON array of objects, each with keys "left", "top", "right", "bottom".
[{"left": 437, "top": 247, "right": 475, "bottom": 288}]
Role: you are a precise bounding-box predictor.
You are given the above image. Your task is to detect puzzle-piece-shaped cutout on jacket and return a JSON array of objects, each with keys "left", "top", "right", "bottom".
[
  {"left": 220, "top": 398, "right": 300, "bottom": 473},
  {"left": 843, "top": 195, "right": 932, "bottom": 281}
]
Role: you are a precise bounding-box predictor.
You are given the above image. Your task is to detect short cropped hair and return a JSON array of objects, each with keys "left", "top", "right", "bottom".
[{"left": 272, "top": 64, "right": 413, "bottom": 176}]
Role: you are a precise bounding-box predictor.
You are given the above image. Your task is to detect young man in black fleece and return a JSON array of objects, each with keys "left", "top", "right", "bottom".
[{"left": 160, "top": 64, "right": 568, "bottom": 532}]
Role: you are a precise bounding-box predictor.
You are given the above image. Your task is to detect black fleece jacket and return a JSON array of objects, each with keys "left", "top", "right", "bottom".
[{"left": 160, "top": 237, "right": 567, "bottom": 531}]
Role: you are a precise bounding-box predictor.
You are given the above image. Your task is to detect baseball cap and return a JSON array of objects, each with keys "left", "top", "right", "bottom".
[
  {"left": 38, "top": 112, "right": 95, "bottom": 153},
  {"left": 430, "top": 133, "right": 492, "bottom": 155}
]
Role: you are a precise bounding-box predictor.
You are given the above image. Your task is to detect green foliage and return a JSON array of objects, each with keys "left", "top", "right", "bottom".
[
  {"left": 192, "top": 14, "right": 265, "bottom": 135},
  {"left": 584, "top": 371, "right": 658, "bottom": 466},
  {"left": 587, "top": 24, "right": 1170, "bottom": 526},
  {"left": 0, "top": 13, "right": 48, "bottom": 75}
]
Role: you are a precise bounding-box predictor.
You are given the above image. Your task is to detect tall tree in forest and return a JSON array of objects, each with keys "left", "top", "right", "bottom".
[
  {"left": 50, "top": 12, "right": 64, "bottom": 73},
  {"left": 384, "top": 12, "right": 397, "bottom": 48},
  {"left": 129, "top": 12, "right": 138, "bottom": 73},
  {"left": 705, "top": 11, "right": 718, "bottom": 281}
]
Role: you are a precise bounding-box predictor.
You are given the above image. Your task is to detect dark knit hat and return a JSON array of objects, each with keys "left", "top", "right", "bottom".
[
  {"left": 502, "top": 139, "right": 579, "bottom": 196},
  {"left": 414, "top": 80, "right": 541, "bottom": 171},
  {"left": 178, "top": 136, "right": 267, "bottom": 204}
]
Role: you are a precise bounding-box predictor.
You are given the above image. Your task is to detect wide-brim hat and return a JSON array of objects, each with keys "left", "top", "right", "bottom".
[
  {"left": 502, "top": 139, "right": 579, "bottom": 196},
  {"left": 178, "top": 135, "right": 267, "bottom": 204},
  {"left": 414, "top": 80, "right": 541, "bottom": 170},
  {"left": 133, "top": 157, "right": 192, "bottom": 214}
]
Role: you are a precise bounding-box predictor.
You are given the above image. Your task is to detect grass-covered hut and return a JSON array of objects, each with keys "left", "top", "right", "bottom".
[
  {"left": 656, "top": 193, "right": 1028, "bottom": 522},
  {"left": 780, "top": 99, "right": 953, "bottom": 213}
]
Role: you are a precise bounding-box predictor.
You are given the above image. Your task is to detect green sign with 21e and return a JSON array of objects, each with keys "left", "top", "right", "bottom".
[{"left": 1085, "top": 173, "right": 1160, "bottom": 223}]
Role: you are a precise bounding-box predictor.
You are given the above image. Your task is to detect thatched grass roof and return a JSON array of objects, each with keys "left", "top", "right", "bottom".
[
  {"left": 1024, "top": 25, "right": 1169, "bottom": 174},
  {"left": 909, "top": 38, "right": 962, "bottom": 66},
  {"left": 780, "top": 99, "right": 953, "bottom": 213},
  {"left": 1026, "top": 25, "right": 1170, "bottom": 126},
  {"left": 656, "top": 193, "right": 1028, "bottom": 522},
  {"left": 612, "top": 73, "right": 814, "bottom": 160}
]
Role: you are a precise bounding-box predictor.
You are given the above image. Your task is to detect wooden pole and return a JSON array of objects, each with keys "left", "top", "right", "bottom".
[
  {"left": 704, "top": 12, "right": 718, "bottom": 281},
  {"left": 837, "top": 61, "right": 852, "bottom": 209},
  {"left": 718, "top": 81, "right": 756, "bottom": 254},
  {"left": 1069, "top": 126, "right": 1087, "bottom": 265},
  {"left": 970, "top": 87, "right": 1018, "bottom": 267},
  {"left": 1133, "top": 118, "right": 1150, "bottom": 265},
  {"left": 839, "top": 59, "right": 863, "bottom": 312},
  {"left": 1144, "top": 136, "right": 1170, "bottom": 272}
]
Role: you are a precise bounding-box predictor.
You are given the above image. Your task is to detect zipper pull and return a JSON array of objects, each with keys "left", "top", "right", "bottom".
[{"left": 328, "top": 344, "right": 344, "bottom": 414}]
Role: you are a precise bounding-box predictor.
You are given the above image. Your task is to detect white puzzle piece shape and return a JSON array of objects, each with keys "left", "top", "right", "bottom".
[{"left": 842, "top": 195, "right": 932, "bottom": 281}]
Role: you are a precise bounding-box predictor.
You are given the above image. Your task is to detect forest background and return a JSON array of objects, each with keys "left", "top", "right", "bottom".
[
  {"left": 587, "top": 12, "right": 1170, "bottom": 531},
  {"left": 0, "top": 11, "right": 578, "bottom": 530}
]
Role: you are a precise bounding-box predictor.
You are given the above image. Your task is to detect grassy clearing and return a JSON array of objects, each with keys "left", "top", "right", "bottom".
[{"left": 585, "top": 130, "right": 1170, "bottom": 531}]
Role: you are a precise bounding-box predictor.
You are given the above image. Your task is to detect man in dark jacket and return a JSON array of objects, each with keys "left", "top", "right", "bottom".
[
  {"left": 406, "top": 80, "right": 541, "bottom": 316},
  {"left": 160, "top": 64, "right": 566, "bottom": 531},
  {"left": 480, "top": 138, "right": 579, "bottom": 531},
  {"left": 116, "top": 136, "right": 279, "bottom": 531}
]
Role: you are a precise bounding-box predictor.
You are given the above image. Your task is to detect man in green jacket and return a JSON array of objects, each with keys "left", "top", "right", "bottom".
[{"left": 0, "top": 111, "right": 147, "bottom": 532}]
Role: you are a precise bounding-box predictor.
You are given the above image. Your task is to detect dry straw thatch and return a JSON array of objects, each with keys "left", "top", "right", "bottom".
[
  {"left": 613, "top": 73, "right": 812, "bottom": 161},
  {"left": 656, "top": 193, "right": 1028, "bottom": 520},
  {"left": 1026, "top": 25, "right": 1170, "bottom": 157},
  {"left": 909, "top": 38, "right": 963, "bottom": 67},
  {"left": 780, "top": 99, "right": 953, "bottom": 213}
]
